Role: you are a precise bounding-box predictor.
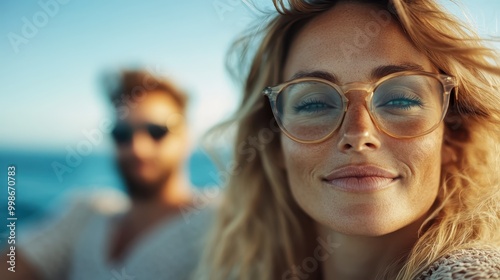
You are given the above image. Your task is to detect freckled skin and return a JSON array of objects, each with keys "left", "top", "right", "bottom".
[{"left": 281, "top": 3, "right": 447, "bottom": 236}]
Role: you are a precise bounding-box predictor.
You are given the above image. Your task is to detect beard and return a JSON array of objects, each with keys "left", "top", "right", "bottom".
[{"left": 116, "top": 159, "right": 171, "bottom": 201}]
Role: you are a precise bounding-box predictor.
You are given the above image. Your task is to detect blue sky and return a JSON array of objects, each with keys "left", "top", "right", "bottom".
[{"left": 1, "top": 0, "right": 499, "bottom": 152}]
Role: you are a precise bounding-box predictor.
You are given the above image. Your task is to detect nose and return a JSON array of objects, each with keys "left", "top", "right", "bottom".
[
  {"left": 337, "top": 100, "right": 381, "bottom": 153},
  {"left": 129, "top": 130, "right": 156, "bottom": 159}
]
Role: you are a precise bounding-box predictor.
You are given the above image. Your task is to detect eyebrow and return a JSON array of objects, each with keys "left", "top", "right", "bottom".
[
  {"left": 290, "top": 70, "right": 339, "bottom": 84},
  {"left": 371, "top": 63, "right": 425, "bottom": 79},
  {"left": 288, "top": 63, "right": 426, "bottom": 84}
]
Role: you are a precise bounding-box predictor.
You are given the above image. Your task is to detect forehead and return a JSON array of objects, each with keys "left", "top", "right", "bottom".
[
  {"left": 121, "top": 90, "right": 182, "bottom": 124},
  {"left": 283, "top": 2, "right": 434, "bottom": 83}
]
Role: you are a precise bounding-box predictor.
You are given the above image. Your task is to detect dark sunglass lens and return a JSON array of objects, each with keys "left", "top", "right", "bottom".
[
  {"left": 111, "top": 124, "right": 133, "bottom": 144},
  {"left": 147, "top": 124, "right": 168, "bottom": 140}
]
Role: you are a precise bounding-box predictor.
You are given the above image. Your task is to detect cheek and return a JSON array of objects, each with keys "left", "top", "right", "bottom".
[
  {"left": 282, "top": 138, "right": 319, "bottom": 180},
  {"left": 158, "top": 133, "right": 188, "bottom": 165},
  {"left": 396, "top": 132, "right": 443, "bottom": 187},
  {"left": 387, "top": 130, "right": 444, "bottom": 218},
  {"left": 281, "top": 136, "right": 327, "bottom": 207}
]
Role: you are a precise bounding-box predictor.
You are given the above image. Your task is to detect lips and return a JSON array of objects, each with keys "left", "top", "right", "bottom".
[{"left": 322, "top": 165, "right": 399, "bottom": 193}]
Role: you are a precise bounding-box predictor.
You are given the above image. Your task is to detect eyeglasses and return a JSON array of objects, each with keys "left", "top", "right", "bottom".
[
  {"left": 263, "top": 71, "right": 457, "bottom": 143},
  {"left": 111, "top": 122, "right": 169, "bottom": 144}
]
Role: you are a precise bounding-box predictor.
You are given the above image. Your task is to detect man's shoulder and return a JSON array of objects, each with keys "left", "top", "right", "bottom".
[{"left": 418, "top": 247, "right": 500, "bottom": 279}]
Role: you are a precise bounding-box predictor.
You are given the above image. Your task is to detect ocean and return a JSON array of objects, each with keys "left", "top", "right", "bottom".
[{"left": 0, "top": 148, "right": 221, "bottom": 240}]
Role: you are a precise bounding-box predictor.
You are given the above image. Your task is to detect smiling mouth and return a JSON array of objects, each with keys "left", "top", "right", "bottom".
[
  {"left": 323, "top": 176, "right": 398, "bottom": 193},
  {"left": 322, "top": 165, "right": 399, "bottom": 193}
]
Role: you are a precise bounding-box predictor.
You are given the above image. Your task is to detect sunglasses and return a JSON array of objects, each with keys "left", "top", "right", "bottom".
[{"left": 111, "top": 122, "right": 169, "bottom": 144}]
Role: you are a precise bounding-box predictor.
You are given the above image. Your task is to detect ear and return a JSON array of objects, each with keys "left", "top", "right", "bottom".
[{"left": 441, "top": 142, "right": 457, "bottom": 165}]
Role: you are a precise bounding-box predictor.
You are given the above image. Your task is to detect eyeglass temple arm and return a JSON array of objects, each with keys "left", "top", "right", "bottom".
[{"left": 442, "top": 75, "right": 458, "bottom": 102}]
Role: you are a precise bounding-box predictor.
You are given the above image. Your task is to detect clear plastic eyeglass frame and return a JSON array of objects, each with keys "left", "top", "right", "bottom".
[{"left": 262, "top": 71, "right": 458, "bottom": 144}]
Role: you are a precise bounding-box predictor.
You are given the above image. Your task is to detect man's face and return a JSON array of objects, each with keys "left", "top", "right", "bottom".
[{"left": 114, "top": 91, "right": 188, "bottom": 200}]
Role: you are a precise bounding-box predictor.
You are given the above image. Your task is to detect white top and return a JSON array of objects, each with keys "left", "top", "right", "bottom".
[{"left": 19, "top": 188, "right": 212, "bottom": 280}]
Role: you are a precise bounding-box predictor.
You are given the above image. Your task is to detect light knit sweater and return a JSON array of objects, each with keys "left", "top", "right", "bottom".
[{"left": 417, "top": 248, "right": 500, "bottom": 279}]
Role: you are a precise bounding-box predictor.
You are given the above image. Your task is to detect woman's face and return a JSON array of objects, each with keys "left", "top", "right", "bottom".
[{"left": 281, "top": 2, "right": 448, "bottom": 236}]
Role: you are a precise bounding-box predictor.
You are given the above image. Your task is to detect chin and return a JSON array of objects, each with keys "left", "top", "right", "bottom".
[
  {"left": 125, "top": 183, "right": 163, "bottom": 200},
  {"left": 314, "top": 203, "right": 422, "bottom": 237},
  {"left": 122, "top": 174, "right": 164, "bottom": 199}
]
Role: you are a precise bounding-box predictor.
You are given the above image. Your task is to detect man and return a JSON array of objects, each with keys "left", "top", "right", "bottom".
[{"left": 1, "top": 70, "right": 211, "bottom": 280}]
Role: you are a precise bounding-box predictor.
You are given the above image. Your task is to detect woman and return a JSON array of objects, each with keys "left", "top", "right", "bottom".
[{"left": 196, "top": 0, "right": 500, "bottom": 279}]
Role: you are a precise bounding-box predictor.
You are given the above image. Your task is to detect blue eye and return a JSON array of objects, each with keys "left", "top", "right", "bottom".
[
  {"left": 382, "top": 95, "right": 423, "bottom": 110},
  {"left": 293, "top": 99, "right": 333, "bottom": 113}
]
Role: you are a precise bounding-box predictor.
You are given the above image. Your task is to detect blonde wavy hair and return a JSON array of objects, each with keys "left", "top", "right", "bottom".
[{"left": 195, "top": 0, "right": 500, "bottom": 279}]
